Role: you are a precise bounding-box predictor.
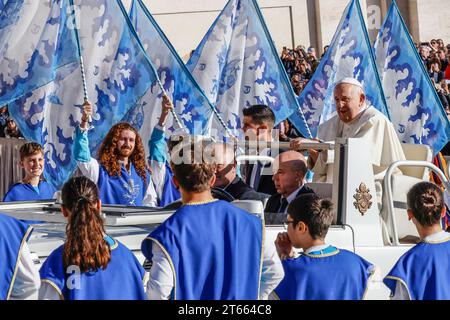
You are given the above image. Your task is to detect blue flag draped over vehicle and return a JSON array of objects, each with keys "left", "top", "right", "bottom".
[
  {"left": 374, "top": 0, "right": 450, "bottom": 155},
  {"left": 127, "top": 0, "right": 213, "bottom": 139},
  {"left": 0, "top": 0, "right": 163, "bottom": 189},
  {"left": 186, "top": 0, "right": 311, "bottom": 139},
  {"left": 289, "top": 0, "right": 389, "bottom": 137}
]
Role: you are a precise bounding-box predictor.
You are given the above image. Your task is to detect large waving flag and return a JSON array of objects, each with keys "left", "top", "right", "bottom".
[
  {"left": 289, "top": 0, "right": 389, "bottom": 137},
  {"left": 0, "top": 0, "right": 163, "bottom": 188},
  {"left": 127, "top": 0, "right": 213, "bottom": 140},
  {"left": 374, "top": 0, "right": 450, "bottom": 155},
  {"left": 186, "top": 0, "right": 311, "bottom": 139}
]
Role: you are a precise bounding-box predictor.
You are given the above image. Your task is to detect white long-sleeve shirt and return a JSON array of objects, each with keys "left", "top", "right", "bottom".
[
  {"left": 77, "top": 158, "right": 158, "bottom": 207},
  {"left": 146, "top": 232, "right": 284, "bottom": 300},
  {"left": 10, "top": 243, "right": 40, "bottom": 300}
]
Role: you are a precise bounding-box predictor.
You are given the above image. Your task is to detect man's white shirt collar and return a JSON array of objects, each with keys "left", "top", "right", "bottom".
[{"left": 284, "top": 185, "right": 304, "bottom": 204}]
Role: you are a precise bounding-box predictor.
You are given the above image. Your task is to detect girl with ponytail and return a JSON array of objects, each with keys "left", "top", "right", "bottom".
[
  {"left": 38, "top": 176, "right": 146, "bottom": 300},
  {"left": 384, "top": 182, "right": 450, "bottom": 300}
]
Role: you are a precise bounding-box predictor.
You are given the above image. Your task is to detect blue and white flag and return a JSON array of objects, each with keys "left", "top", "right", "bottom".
[
  {"left": 0, "top": 0, "right": 161, "bottom": 188},
  {"left": 290, "top": 0, "right": 389, "bottom": 137},
  {"left": 128, "top": 0, "right": 213, "bottom": 140},
  {"left": 374, "top": 1, "right": 450, "bottom": 155},
  {"left": 186, "top": 0, "right": 311, "bottom": 139}
]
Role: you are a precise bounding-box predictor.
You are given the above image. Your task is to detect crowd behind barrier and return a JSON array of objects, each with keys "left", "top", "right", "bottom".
[{"left": 0, "top": 137, "right": 26, "bottom": 199}]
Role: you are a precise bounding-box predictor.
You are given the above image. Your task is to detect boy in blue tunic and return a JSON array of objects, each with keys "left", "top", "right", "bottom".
[
  {"left": 3, "top": 142, "right": 56, "bottom": 202},
  {"left": 273, "top": 193, "right": 374, "bottom": 300},
  {"left": 384, "top": 182, "right": 450, "bottom": 300},
  {"left": 74, "top": 101, "right": 157, "bottom": 207},
  {"left": 39, "top": 176, "right": 146, "bottom": 300},
  {"left": 142, "top": 140, "right": 284, "bottom": 300}
]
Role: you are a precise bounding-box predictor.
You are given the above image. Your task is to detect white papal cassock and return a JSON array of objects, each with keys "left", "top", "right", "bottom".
[{"left": 312, "top": 105, "right": 406, "bottom": 202}]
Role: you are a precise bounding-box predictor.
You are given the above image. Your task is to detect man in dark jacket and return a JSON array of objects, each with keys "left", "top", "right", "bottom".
[
  {"left": 242, "top": 105, "right": 278, "bottom": 196},
  {"left": 265, "top": 150, "right": 314, "bottom": 215},
  {"left": 213, "top": 142, "right": 269, "bottom": 202}
]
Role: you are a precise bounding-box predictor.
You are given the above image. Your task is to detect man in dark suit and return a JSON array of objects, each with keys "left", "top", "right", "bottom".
[
  {"left": 265, "top": 150, "right": 314, "bottom": 216},
  {"left": 213, "top": 143, "right": 269, "bottom": 202},
  {"left": 242, "top": 105, "right": 278, "bottom": 196}
]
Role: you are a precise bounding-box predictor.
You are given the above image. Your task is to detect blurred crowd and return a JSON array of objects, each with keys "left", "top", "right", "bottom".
[
  {"left": 417, "top": 39, "right": 450, "bottom": 114},
  {"left": 280, "top": 45, "right": 327, "bottom": 96},
  {"left": 0, "top": 105, "right": 23, "bottom": 139}
]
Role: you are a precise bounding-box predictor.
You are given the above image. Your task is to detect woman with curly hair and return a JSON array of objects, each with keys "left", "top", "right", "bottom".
[
  {"left": 72, "top": 101, "right": 157, "bottom": 206},
  {"left": 39, "top": 176, "right": 146, "bottom": 299}
]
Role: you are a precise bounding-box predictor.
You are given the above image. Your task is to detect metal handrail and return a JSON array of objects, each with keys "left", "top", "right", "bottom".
[
  {"left": 383, "top": 161, "right": 450, "bottom": 246},
  {"left": 236, "top": 155, "right": 274, "bottom": 164},
  {"left": 236, "top": 141, "right": 335, "bottom": 151}
]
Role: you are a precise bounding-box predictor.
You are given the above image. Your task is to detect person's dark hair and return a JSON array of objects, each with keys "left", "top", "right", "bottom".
[
  {"left": 428, "top": 58, "right": 442, "bottom": 70},
  {"left": 242, "top": 105, "right": 275, "bottom": 129},
  {"left": 407, "top": 182, "right": 444, "bottom": 227},
  {"left": 171, "top": 141, "right": 216, "bottom": 193},
  {"left": 61, "top": 176, "right": 111, "bottom": 273},
  {"left": 287, "top": 194, "right": 334, "bottom": 239},
  {"left": 20, "top": 142, "right": 43, "bottom": 160},
  {"left": 168, "top": 134, "right": 187, "bottom": 153}
]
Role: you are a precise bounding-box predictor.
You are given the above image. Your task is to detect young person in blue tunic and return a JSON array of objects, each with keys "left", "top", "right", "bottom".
[
  {"left": 272, "top": 193, "right": 375, "bottom": 300},
  {"left": 0, "top": 213, "right": 40, "bottom": 300},
  {"left": 147, "top": 95, "right": 181, "bottom": 207},
  {"left": 384, "top": 182, "right": 450, "bottom": 300},
  {"left": 39, "top": 176, "right": 146, "bottom": 300},
  {"left": 73, "top": 101, "right": 157, "bottom": 207},
  {"left": 3, "top": 142, "right": 56, "bottom": 202},
  {"left": 141, "top": 140, "right": 284, "bottom": 300}
]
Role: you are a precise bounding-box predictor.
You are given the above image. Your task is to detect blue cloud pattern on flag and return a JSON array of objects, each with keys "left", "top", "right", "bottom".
[
  {"left": 127, "top": 0, "right": 214, "bottom": 145},
  {"left": 186, "top": 0, "right": 311, "bottom": 139},
  {"left": 374, "top": 1, "right": 450, "bottom": 155},
  {"left": 289, "top": 0, "right": 389, "bottom": 137},
  {"left": 0, "top": 0, "right": 161, "bottom": 188}
]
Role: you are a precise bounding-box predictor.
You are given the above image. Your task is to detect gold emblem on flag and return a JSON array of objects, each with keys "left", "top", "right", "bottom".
[{"left": 353, "top": 183, "right": 372, "bottom": 216}]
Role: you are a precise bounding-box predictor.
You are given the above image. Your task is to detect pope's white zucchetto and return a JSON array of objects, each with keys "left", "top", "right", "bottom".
[{"left": 334, "top": 77, "right": 364, "bottom": 90}]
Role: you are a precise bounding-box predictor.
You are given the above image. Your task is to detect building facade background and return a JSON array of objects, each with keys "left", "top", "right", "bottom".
[{"left": 121, "top": 0, "right": 450, "bottom": 58}]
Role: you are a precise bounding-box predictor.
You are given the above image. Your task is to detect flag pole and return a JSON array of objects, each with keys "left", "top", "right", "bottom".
[
  {"left": 68, "top": 0, "right": 92, "bottom": 125},
  {"left": 133, "top": 0, "right": 236, "bottom": 139}
]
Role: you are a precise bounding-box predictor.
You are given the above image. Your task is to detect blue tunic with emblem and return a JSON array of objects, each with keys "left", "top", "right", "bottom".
[
  {"left": 274, "top": 246, "right": 374, "bottom": 300},
  {"left": 159, "top": 163, "right": 180, "bottom": 207},
  {"left": 3, "top": 181, "right": 56, "bottom": 202},
  {"left": 39, "top": 236, "right": 146, "bottom": 300},
  {"left": 97, "top": 164, "right": 150, "bottom": 206},
  {"left": 0, "top": 214, "right": 33, "bottom": 300},
  {"left": 142, "top": 200, "right": 263, "bottom": 300},
  {"left": 73, "top": 126, "right": 151, "bottom": 206},
  {"left": 384, "top": 236, "right": 450, "bottom": 300}
]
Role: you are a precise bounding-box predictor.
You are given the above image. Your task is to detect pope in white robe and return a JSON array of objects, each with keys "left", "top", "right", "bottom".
[{"left": 291, "top": 78, "right": 406, "bottom": 202}]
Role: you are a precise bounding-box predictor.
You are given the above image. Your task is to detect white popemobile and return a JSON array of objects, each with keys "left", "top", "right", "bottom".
[{"left": 0, "top": 138, "right": 446, "bottom": 300}]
